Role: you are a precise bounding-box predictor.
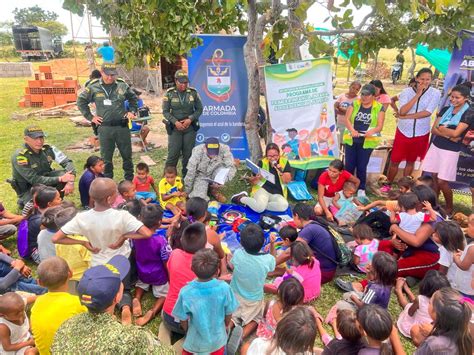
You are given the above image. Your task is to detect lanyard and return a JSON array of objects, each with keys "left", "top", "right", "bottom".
[
  {"left": 100, "top": 85, "right": 112, "bottom": 100},
  {"left": 177, "top": 91, "right": 187, "bottom": 105}
]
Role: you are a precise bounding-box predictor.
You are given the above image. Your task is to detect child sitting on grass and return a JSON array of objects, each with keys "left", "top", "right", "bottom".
[
  {"left": 265, "top": 241, "right": 321, "bottom": 303},
  {"left": 78, "top": 155, "right": 105, "bottom": 209},
  {"left": 112, "top": 180, "right": 137, "bottom": 208},
  {"left": 172, "top": 249, "right": 239, "bottom": 355},
  {"left": 0, "top": 292, "right": 36, "bottom": 354},
  {"left": 133, "top": 162, "right": 159, "bottom": 204},
  {"left": 159, "top": 166, "right": 186, "bottom": 216},
  {"left": 133, "top": 204, "right": 172, "bottom": 326},
  {"left": 53, "top": 177, "right": 152, "bottom": 325},
  {"left": 268, "top": 225, "right": 298, "bottom": 277},
  {"left": 30, "top": 257, "right": 87, "bottom": 355},
  {"left": 351, "top": 223, "right": 379, "bottom": 274},
  {"left": 257, "top": 277, "right": 304, "bottom": 340},
  {"left": 390, "top": 192, "right": 436, "bottom": 234},
  {"left": 227, "top": 223, "right": 276, "bottom": 354}
]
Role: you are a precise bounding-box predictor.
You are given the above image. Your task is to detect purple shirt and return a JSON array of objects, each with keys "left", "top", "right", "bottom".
[
  {"left": 134, "top": 231, "right": 171, "bottom": 285},
  {"left": 299, "top": 222, "right": 337, "bottom": 271},
  {"left": 78, "top": 170, "right": 104, "bottom": 208},
  {"left": 361, "top": 282, "right": 392, "bottom": 309}
]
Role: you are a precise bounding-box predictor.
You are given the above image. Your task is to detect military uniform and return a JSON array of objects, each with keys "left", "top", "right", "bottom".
[
  {"left": 77, "top": 68, "right": 138, "bottom": 181},
  {"left": 11, "top": 144, "right": 75, "bottom": 206},
  {"left": 163, "top": 72, "right": 203, "bottom": 176},
  {"left": 184, "top": 142, "right": 236, "bottom": 202}
]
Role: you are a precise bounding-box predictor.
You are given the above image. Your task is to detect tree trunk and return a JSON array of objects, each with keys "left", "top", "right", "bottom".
[
  {"left": 287, "top": 0, "right": 302, "bottom": 60},
  {"left": 244, "top": 0, "right": 263, "bottom": 161},
  {"left": 407, "top": 46, "right": 416, "bottom": 79}
]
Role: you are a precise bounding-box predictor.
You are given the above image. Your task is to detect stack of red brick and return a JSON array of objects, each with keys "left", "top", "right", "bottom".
[{"left": 18, "top": 66, "right": 78, "bottom": 108}]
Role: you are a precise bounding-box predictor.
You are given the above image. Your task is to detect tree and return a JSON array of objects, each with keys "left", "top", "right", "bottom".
[
  {"left": 13, "top": 5, "right": 67, "bottom": 38},
  {"left": 0, "top": 21, "right": 13, "bottom": 46},
  {"left": 62, "top": 0, "right": 472, "bottom": 161}
]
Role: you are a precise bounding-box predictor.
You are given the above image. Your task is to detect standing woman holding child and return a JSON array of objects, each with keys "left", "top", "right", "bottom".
[
  {"left": 422, "top": 84, "right": 474, "bottom": 214},
  {"left": 343, "top": 83, "right": 386, "bottom": 196}
]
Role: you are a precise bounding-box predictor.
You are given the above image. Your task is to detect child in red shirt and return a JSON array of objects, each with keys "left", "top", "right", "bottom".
[{"left": 133, "top": 162, "right": 158, "bottom": 203}]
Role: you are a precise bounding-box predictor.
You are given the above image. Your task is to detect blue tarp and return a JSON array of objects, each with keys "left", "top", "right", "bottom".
[{"left": 415, "top": 44, "right": 452, "bottom": 75}]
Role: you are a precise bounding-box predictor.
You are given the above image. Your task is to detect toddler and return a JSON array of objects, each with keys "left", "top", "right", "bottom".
[
  {"left": 133, "top": 204, "right": 172, "bottom": 326},
  {"left": 133, "top": 162, "right": 158, "bottom": 203},
  {"left": 228, "top": 223, "right": 276, "bottom": 353},
  {"left": 257, "top": 277, "right": 304, "bottom": 340},
  {"left": 390, "top": 192, "right": 436, "bottom": 234},
  {"left": 53, "top": 206, "right": 90, "bottom": 295},
  {"left": 356, "top": 304, "right": 404, "bottom": 354},
  {"left": 173, "top": 249, "right": 238, "bottom": 355},
  {"left": 159, "top": 166, "right": 186, "bottom": 216},
  {"left": 331, "top": 181, "right": 361, "bottom": 212},
  {"left": 112, "top": 180, "right": 136, "bottom": 208},
  {"left": 266, "top": 241, "right": 321, "bottom": 303},
  {"left": 0, "top": 292, "right": 36, "bottom": 354},
  {"left": 53, "top": 177, "right": 152, "bottom": 325},
  {"left": 244, "top": 306, "right": 321, "bottom": 354},
  {"left": 395, "top": 270, "right": 450, "bottom": 343},
  {"left": 397, "top": 176, "right": 415, "bottom": 194},
  {"left": 269, "top": 225, "right": 298, "bottom": 277},
  {"left": 315, "top": 309, "right": 364, "bottom": 355},
  {"left": 452, "top": 213, "right": 474, "bottom": 300},
  {"left": 161, "top": 223, "right": 207, "bottom": 342},
  {"left": 351, "top": 223, "right": 379, "bottom": 273},
  {"left": 415, "top": 288, "right": 472, "bottom": 355},
  {"left": 30, "top": 257, "right": 86, "bottom": 354},
  {"left": 78, "top": 155, "right": 105, "bottom": 209}
]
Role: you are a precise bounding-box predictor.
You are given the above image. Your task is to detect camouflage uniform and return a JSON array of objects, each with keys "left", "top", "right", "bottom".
[
  {"left": 11, "top": 144, "right": 75, "bottom": 206},
  {"left": 162, "top": 85, "right": 203, "bottom": 176},
  {"left": 77, "top": 77, "right": 138, "bottom": 181},
  {"left": 51, "top": 312, "right": 174, "bottom": 354},
  {"left": 184, "top": 144, "right": 236, "bottom": 201}
]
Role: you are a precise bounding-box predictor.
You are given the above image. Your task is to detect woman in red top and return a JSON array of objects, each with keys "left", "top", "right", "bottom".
[{"left": 314, "top": 159, "right": 360, "bottom": 221}]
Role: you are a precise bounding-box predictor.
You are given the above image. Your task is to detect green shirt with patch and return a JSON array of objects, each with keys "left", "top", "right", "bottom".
[{"left": 162, "top": 87, "right": 203, "bottom": 129}]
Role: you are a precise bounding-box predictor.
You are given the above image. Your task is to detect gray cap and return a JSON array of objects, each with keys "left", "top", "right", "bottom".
[{"left": 360, "top": 84, "right": 376, "bottom": 96}]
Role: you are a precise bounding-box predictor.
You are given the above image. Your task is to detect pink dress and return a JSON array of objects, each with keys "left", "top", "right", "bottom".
[
  {"left": 273, "top": 257, "right": 321, "bottom": 303},
  {"left": 256, "top": 300, "right": 279, "bottom": 339},
  {"left": 397, "top": 295, "right": 432, "bottom": 338}
]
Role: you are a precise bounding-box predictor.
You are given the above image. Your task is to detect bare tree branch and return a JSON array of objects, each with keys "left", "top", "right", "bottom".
[{"left": 309, "top": 8, "right": 375, "bottom": 36}]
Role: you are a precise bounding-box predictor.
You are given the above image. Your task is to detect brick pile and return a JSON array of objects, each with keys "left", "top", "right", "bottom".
[
  {"left": 18, "top": 66, "right": 78, "bottom": 108},
  {"left": 0, "top": 62, "right": 34, "bottom": 78}
]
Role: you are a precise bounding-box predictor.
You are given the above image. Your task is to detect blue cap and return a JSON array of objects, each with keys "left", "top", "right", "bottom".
[
  {"left": 205, "top": 137, "right": 220, "bottom": 156},
  {"left": 77, "top": 255, "right": 130, "bottom": 312}
]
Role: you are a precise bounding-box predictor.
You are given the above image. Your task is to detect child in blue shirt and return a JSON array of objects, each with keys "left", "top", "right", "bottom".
[
  {"left": 228, "top": 223, "right": 276, "bottom": 354},
  {"left": 172, "top": 248, "right": 238, "bottom": 355}
]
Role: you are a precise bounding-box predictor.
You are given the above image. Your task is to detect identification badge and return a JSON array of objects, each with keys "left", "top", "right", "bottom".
[{"left": 103, "top": 99, "right": 112, "bottom": 106}]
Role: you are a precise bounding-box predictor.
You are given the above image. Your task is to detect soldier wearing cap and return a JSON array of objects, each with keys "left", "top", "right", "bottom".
[
  {"left": 163, "top": 70, "right": 203, "bottom": 177},
  {"left": 77, "top": 64, "right": 138, "bottom": 181},
  {"left": 10, "top": 126, "right": 76, "bottom": 207},
  {"left": 184, "top": 137, "right": 236, "bottom": 202}
]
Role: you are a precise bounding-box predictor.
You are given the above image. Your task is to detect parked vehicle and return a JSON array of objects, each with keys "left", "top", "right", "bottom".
[
  {"left": 391, "top": 62, "right": 403, "bottom": 84},
  {"left": 13, "top": 25, "right": 63, "bottom": 61}
]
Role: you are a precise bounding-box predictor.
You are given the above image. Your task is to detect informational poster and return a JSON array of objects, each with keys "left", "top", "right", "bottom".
[
  {"left": 264, "top": 57, "right": 338, "bottom": 170},
  {"left": 188, "top": 35, "right": 249, "bottom": 159}
]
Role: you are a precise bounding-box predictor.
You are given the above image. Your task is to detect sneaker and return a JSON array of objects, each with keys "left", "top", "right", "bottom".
[
  {"left": 334, "top": 278, "right": 355, "bottom": 292},
  {"left": 227, "top": 325, "right": 243, "bottom": 355},
  {"left": 231, "top": 191, "right": 248, "bottom": 205},
  {"left": 357, "top": 189, "right": 367, "bottom": 197}
]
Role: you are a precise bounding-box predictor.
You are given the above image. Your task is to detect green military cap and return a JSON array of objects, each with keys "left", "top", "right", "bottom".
[
  {"left": 102, "top": 63, "right": 118, "bottom": 76},
  {"left": 174, "top": 70, "right": 189, "bottom": 83},
  {"left": 24, "top": 125, "right": 45, "bottom": 139}
]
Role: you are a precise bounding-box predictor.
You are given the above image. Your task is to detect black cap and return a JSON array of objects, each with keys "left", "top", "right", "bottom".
[
  {"left": 101, "top": 63, "right": 118, "bottom": 76},
  {"left": 205, "top": 137, "right": 220, "bottom": 156},
  {"left": 24, "top": 126, "right": 45, "bottom": 139},
  {"left": 175, "top": 70, "right": 189, "bottom": 83}
]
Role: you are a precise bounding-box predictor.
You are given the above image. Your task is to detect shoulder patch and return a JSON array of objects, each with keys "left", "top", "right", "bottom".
[
  {"left": 166, "top": 87, "right": 176, "bottom": 93},
  {"left": 16, "top": 155, "right": 28, "bottom": 166},
  {"left": 116, "top": 78, "right": 126, "bottom": 83},
  {"left": 89, "top": 78, "right": 99, "bottom": 85}
]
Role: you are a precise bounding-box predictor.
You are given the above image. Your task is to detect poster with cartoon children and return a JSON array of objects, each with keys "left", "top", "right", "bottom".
[{"left": 264, "top": 58, "right": 339, "bottom": 170}]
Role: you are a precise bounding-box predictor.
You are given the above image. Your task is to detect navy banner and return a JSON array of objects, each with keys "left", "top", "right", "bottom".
[{"left": 188, "top": 35, "right": 250, "bottom": 159}]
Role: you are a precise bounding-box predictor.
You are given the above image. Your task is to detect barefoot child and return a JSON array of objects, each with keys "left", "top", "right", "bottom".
[
  {"left": 0, "top": 292, "right": 36, "bottom": 354},
  {"left": 133, "top": 204, "right": 171, "bottom": 326},
  {"left": 159, "top": 166, "right": 186, "bottom": 216}
]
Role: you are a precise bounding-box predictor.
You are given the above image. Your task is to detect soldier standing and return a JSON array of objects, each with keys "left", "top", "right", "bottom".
[
  {"left": 163, "top": 70, "right": 203, "bottom": 177},
  {"left": 77, "top": 64, "right": 138, "bottom": 181},
  {"left": 10, "top": 126, "right": 75, "bottom": 207}
]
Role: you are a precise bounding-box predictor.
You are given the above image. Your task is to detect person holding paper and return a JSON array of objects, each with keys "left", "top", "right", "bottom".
[
  {"left": 184, "top": 137, "right": 236, "bottom": 202},
  {"left": 232, "top": 143, "right": 291, "bottom": 213}
]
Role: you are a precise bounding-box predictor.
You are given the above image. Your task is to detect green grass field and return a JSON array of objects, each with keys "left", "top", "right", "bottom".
[{"left": 0, "top": 48, "right": 470, "bottom": 353}]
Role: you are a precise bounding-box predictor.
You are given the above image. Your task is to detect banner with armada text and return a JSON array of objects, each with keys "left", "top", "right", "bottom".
[
  {"left": 188, "top": 35, "right": 249, "bottom": 159},
  {"left": 264, "top": 57, "right": 338, "bottom": 170}
]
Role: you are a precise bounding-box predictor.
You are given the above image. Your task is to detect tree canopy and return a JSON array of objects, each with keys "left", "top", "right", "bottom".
[{"left": 13, "top": 5, "right": 68, "bottom": 38}]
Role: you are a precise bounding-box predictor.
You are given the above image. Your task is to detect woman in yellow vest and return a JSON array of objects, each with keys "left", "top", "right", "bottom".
[
  {"left": 231, "top": 144, "right": 292, "bottom": 213},
  {"left": 343, "top": 84, "right": 386, "bottom": 196}
]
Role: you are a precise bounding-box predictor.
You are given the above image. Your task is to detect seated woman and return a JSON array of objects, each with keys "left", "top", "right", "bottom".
[
  {"left": 314, "top": 159, "right": 359, "bottom": 222},
  {"left": 232, "top": 143, "right": 291, "bottom": 213},
  {"left": 422, "top": 84, "right": 473, "bottom": 214}
]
